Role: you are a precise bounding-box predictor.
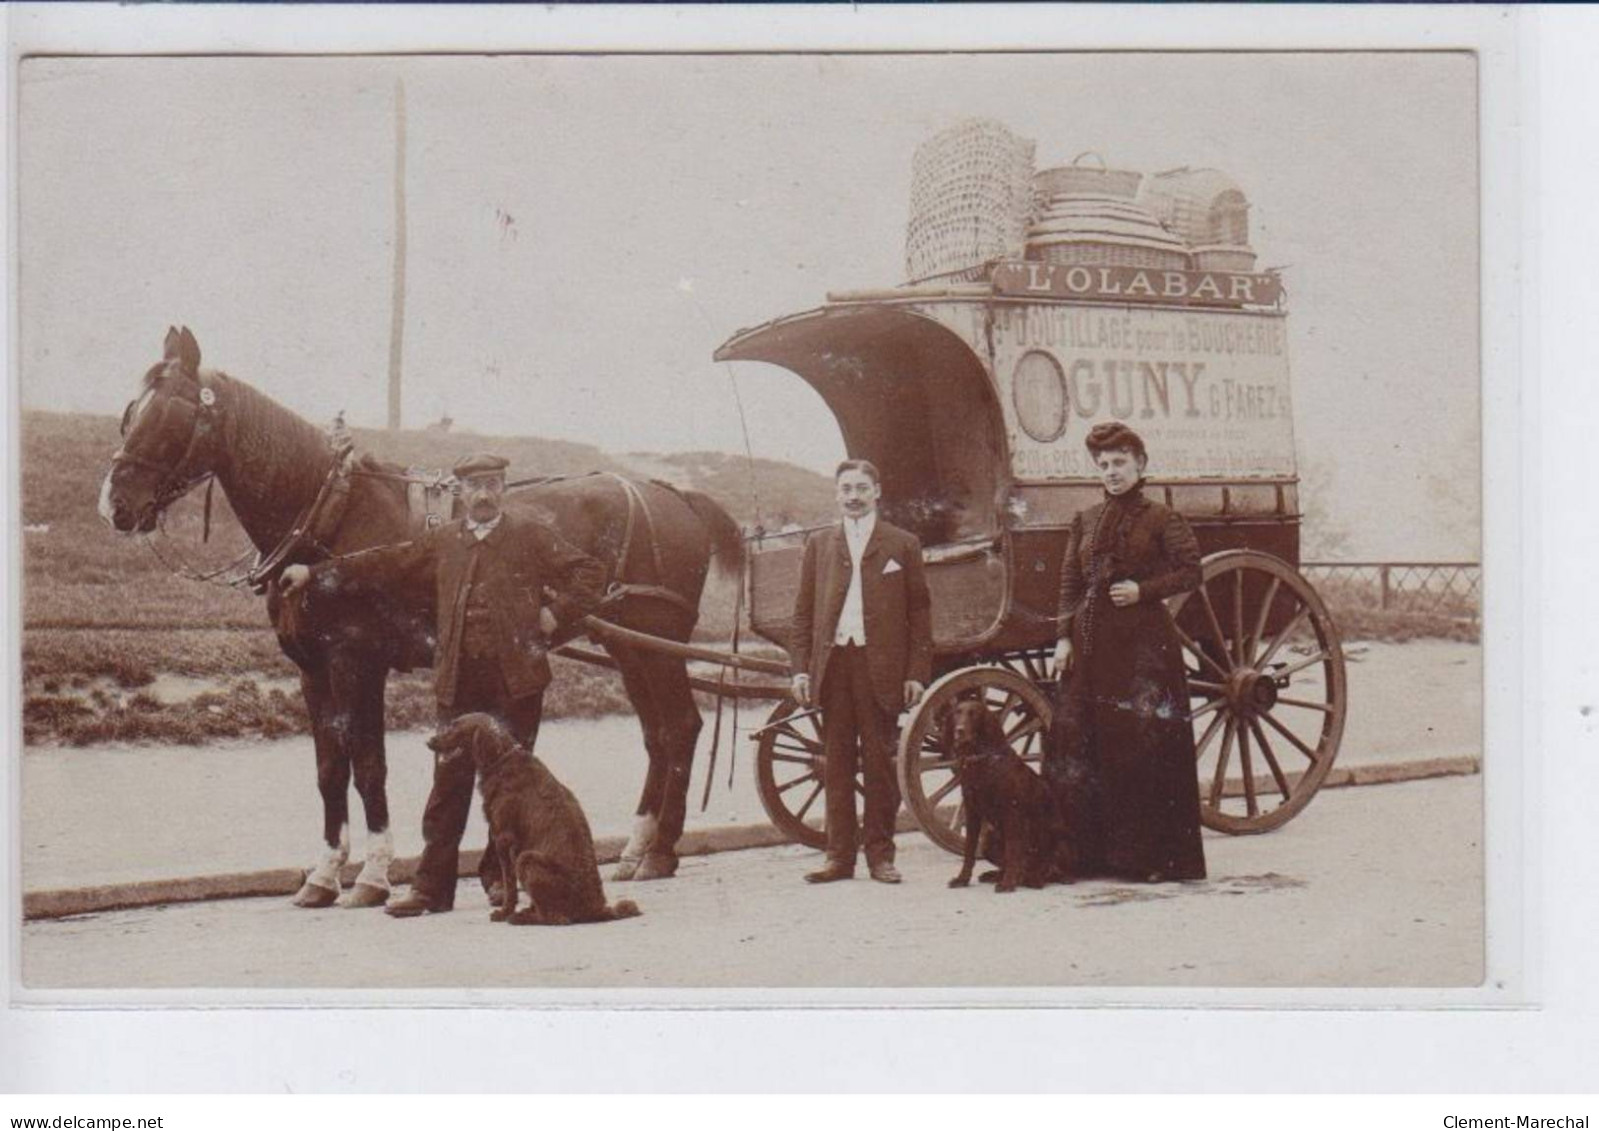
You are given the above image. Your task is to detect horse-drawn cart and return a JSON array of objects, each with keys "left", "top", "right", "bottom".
[
  {"left": 101, "top": 126, "right": 1346, "bottom": 892},
  {"left": 715, "top": 135, "right": 1347, "bottom": 856}
]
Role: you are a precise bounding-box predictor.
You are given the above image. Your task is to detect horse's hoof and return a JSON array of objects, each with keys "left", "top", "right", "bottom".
[
  {"left": 291, "top": 881, "right": 339, "bottom": 909},
  {"left": 340, "top": 883, "right": 389, "bottom": 909},
  {"left": 611, "top": 858, "right": 641, "bottom": 882},
  {"left": 632, "top": 854, "right": 678, "bottom": 882}
]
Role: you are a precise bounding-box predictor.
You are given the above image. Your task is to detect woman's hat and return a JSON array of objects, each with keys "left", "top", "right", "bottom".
[{"left": 1084, "top": 422, "right": 1147, "bottom": 461}]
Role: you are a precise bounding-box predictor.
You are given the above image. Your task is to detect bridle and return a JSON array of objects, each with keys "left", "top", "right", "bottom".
[
  {"left": 112, "top": 368, "right": 226, "bottom": 515},
  {"left": 112, "top": 367, "right": 355, "bottom": 593}
]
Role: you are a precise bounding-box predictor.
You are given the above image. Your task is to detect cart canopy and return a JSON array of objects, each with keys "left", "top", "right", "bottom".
[{"left": 715, "top": 303, "right": 1007, "bottom": 545}]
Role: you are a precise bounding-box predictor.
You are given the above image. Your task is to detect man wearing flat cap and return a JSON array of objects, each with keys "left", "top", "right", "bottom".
[{"left": 282, "top": 452, "right": 605, "bottom": 916}]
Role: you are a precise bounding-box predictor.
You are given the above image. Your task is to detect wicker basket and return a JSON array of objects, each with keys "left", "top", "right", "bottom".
[
  {"left": 1034, "top": 153, "right": 1143, "bottom": 201},
  {"left": 905, "top": 119, "right": 1036, "bottom": 284},
  {"left": 1139, "top": 167, "right": 1253, "bottom": 251},
  {"left": 1029, "top": 241, "right": 1191, "bottom": 271},
  {"left": 1025, "top": 194, "right": 1191, "bottom": 271},
  {"left": 1192, "top": 245, "right": 1258, "bottom": 272}
]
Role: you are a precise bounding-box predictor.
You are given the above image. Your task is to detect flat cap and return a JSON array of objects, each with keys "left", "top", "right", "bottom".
[{"left": 452, "top": 452, "right": 510, "bottom": 479}]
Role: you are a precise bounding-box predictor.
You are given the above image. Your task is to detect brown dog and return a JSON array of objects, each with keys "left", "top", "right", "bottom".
[
  {"left": 944, "top": 696, "right": 1062, "bottom": 893},
  {"left": 428, "top": 713, "right": 641, "bottom": 925}
]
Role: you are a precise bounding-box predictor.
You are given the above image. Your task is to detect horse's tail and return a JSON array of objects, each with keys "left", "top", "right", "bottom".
[{"left": 676, "top": 487, "right": 745, "bottom": 582}]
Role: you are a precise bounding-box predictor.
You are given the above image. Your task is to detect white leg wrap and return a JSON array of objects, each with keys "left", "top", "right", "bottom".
[
  {"left": 354, "top": 828, "right": 395, "bottom": 892},
  {"left": 612, "top": 814, "right": 659, "bottom": 880},
  {"left": 306, "top": 823, "right": 351, "bottom": 891},
  {"left": 620, "top": 814, "right": 659, "bottom": 864}
]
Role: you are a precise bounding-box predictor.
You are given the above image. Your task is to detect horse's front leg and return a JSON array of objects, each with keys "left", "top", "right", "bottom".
[
  {"left": 294, "top": 664, "right": 350, "bottom": 909},
  {"left": 341, "top": 660, "right": 395, "bottom": 908}
]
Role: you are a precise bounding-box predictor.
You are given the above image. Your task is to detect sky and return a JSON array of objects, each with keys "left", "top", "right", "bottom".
[{"left": 17, "top": 51, "right": 1478, "bottom": 557}]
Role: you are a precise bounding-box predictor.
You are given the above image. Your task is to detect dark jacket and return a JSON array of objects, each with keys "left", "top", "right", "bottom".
[
  {"left": 791, "top": 517, "right": 933, "bottom": 716},
  {"left": 312, "top": 512, "right": 604, "bottom": 707},
  {"left": 1056, "top": 486, "right": 1203, "bottom": 644}
]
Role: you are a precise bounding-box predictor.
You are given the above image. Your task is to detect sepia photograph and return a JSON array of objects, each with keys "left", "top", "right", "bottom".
[{"left": 10, "top": 43, "right": 1487, "bottom": 1001}]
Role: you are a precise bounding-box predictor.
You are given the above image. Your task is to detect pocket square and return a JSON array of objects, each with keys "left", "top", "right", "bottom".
[{"left": 883, "top": 558, "right": 903, "bottom": 575}]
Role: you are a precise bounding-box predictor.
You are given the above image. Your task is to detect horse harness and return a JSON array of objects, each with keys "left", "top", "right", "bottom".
[
  {"left": 593, "top": 473, "right": 700, "bottom": 623},
  {"left": 123, "top": 376, "right": 697, "bottom": 623}
]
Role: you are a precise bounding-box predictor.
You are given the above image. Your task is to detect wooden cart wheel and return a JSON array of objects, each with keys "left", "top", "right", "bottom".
[
  {"left": 1169, "top": 550, "right": 1348, "bottom": 834},
  {"left": 896, "top": 667, "right": 1052, "bottom": 855},
  {"left": 753, "top": 697, "right": 879, "bottom": 849}
]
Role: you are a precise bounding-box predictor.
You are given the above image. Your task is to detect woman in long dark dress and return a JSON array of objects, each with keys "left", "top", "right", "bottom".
[{"left": 1046, "top": 422, "right": 1207, "bottom": 883}]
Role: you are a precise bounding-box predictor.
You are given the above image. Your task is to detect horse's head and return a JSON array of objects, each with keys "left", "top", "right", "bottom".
[{"left": 98, "top": 326, "right": 225, "bottom": 534}]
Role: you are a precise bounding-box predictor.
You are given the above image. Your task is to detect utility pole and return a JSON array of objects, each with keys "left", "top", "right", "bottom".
[{"left": 387, "top": 78, "right": 408, "bottom": 432}]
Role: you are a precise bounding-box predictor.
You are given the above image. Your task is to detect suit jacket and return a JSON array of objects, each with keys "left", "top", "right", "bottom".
[
  {"left": 791, "top": 517, "right": 933, "bottom": 716},
  {"left": 1056, "top": 486, "right": 1202, "bottom": 641},
  {"left": 312, "top": 512, "right": 604, "bottom": 707}
]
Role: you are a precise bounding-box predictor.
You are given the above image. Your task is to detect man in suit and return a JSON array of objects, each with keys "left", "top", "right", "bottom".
[
  {"left": 791, "top": 459, "right": 933, "bottom": 884},
  {"left": 281, "top": 452, "right": 605, "bottom": 917}
]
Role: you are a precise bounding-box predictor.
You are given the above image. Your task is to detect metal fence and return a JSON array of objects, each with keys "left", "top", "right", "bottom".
[{"left": 1301, "top": 562, "right": 1480, "bottom": 621}]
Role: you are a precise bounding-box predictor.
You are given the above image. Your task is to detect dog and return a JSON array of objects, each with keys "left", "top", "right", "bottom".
[
  {"left": 428, "top": 713, "right": 641, "bottom": 925},
  {"left": 943, "top": 695, "right": 1062, "bottom": 893}
]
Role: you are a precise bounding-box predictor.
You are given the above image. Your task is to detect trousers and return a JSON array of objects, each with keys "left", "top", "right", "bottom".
[
  {"left": 413, "top": 654, "right": 544, "bottom": 905},
  {"left": 820, "top": 644, "right": 899, "bottom": 868}
]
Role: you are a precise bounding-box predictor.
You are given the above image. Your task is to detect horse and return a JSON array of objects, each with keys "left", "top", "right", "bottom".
[{"left": 98, "top": 327, "right": 743, "bottom": 907}]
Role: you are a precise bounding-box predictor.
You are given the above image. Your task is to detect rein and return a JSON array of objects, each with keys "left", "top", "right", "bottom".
[{"left": 244, "top": 443, "right": 357, "bottom": 593}]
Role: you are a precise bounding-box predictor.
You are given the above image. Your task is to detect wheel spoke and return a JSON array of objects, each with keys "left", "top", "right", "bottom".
[
  {"left": 769, "top": 751, "right": 818, "bottom": 766},
  {"left": 927, "top": 775, "right": 961, "bottom": 807},
  {"left": 1198, "top": 584, "right": 1232, "bottom": 667},
  {"left": 1189, "top": 679, "right": 1228, "bottom": 694},
  {"left": 918, "top": 756, "right": 958, "bottom": 773},
  {"left": 1003, "top": 716, "right": 1044, "bottom": 744},
  {"left": 1238, "top": 724, "right": 1259, "bottom": 817},
  {"left": 1248, "top": 716, "right": 1293, "bottom": 802},
  {"left": 1233, "top": 567, "right": 1246, "bottom": 667},
  {"left": 1174, "top": 624, "right": 1231, "bottom": 681},
  {"left": 793, "top": 780, "right": 824, "bottom": 822},
  {"left": 1248, "top": 576, "right": 1282, "bottom": 667},
  {"left": 1275, "top": 650, "right": 1331, "bottom": 680},
  {"left": 1189, "top": 696, "right": 1226, "bottom": 721},
  {"left": 1256, "top": 605, "right": 1310, "bottom": 671},
  {"left": 1194, "top": 709, "right": 1227, "bottom": 760},
  {"left": 1276, "top": 695, "right": 1334, "bottom": 714},
  {"left": 1259, "top": 708, "right": 1321, "bottom": 764},
  {"left": 777, "top": 772, "right": 820, "bottom": 795},
  {"left": 1208, "top": 718, "right": 1236, "bottom": 808}
]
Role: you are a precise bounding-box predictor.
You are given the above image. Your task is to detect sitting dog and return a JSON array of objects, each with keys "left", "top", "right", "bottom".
[
  {"left": 428, "top": 713, "right": 641, "bottom": 925},
  {"left": 943, "top": 695, "right": 1062, "bottom": 893}
]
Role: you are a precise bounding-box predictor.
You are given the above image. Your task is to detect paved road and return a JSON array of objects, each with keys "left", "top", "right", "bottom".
[
  {"left": 20, "top": 775, "right": 1483, "bottom": 994},
  {"left": 20, "top": 639, "right": 1481, "bottom": 892}
]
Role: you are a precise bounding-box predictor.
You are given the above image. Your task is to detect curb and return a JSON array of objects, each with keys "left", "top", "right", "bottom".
[{"left": 21, "top": 755, "right": 1479, "bottom": 921}]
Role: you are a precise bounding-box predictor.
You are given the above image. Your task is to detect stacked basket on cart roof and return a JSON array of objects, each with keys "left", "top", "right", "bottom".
[{"left": 719, "top": 119, "right": 1344, "bottom": 857}]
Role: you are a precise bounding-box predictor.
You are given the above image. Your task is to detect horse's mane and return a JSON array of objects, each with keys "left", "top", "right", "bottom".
[{"left": 209, "top": 370, "right": 340, "bottom": 531}]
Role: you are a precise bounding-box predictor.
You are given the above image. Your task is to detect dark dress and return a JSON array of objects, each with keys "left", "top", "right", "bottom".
[{"left": 1045, "top": 483, "right": 1207, "bottom": 882}]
